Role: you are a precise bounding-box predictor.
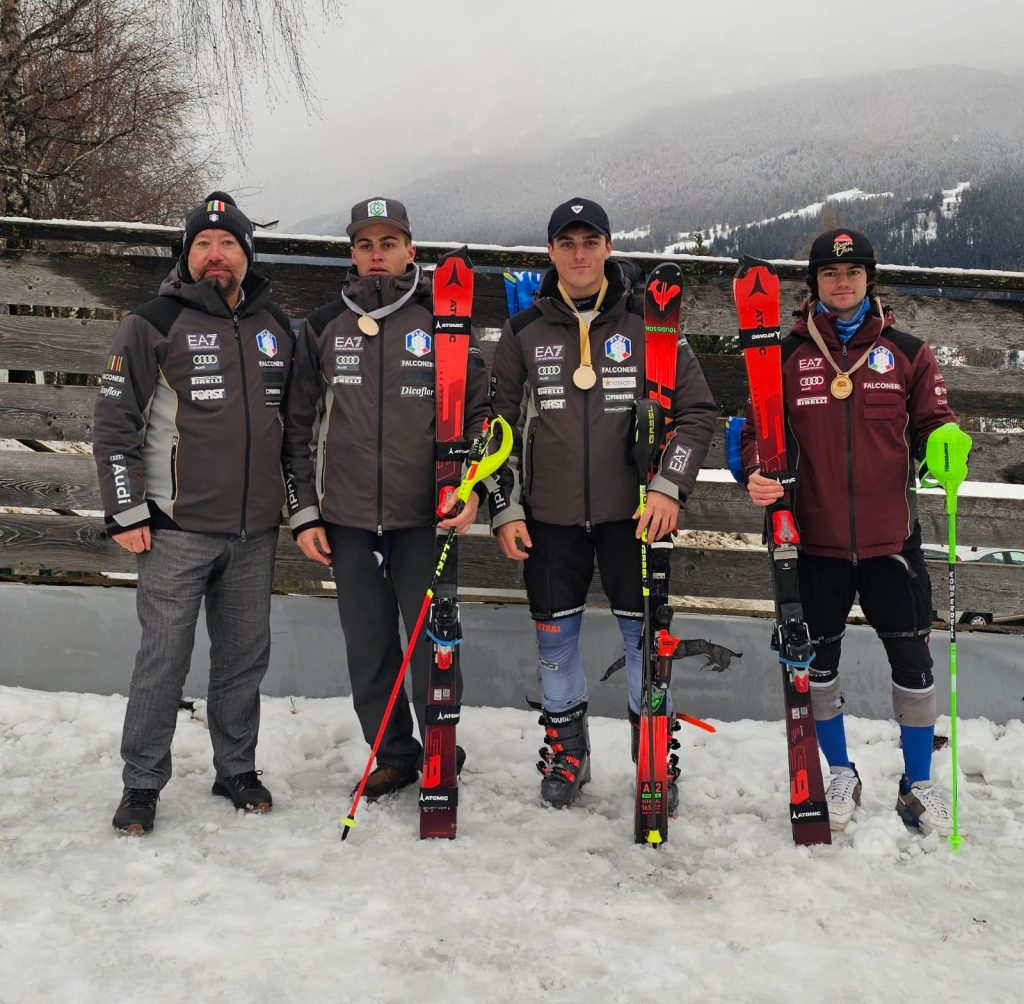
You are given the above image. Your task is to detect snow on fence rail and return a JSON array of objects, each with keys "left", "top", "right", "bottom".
[{"left": 1, "top": 218, "right": 1022, "bottom": 624}]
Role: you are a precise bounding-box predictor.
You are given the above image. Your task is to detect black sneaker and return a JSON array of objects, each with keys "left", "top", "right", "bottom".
[
  {"left": 212, "top": 770, "right": 273, "bottom": 813},
  {"left": 112, "top": 787, "right": 159, "bottom": 835},
  {"left": 359, "top": 763, "right": 418, "bottom": 801}
]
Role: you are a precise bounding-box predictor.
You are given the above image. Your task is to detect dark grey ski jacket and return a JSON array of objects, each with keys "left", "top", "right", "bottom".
[
  {"left": 489, "top": 260, "right": 717, "bottom": 530},
  {"left": 93, "top": 266, "right": 294, "bottom": 537},
  {"left": 281, "top": 264, "right": 491, "bottom": 535}
]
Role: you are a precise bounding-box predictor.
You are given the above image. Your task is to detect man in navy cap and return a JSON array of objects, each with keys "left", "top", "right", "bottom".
[{"left": 488, "top": 197, "right": 717, "bottom": 809}]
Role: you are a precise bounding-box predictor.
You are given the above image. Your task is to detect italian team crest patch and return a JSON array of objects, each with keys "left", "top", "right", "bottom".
[
  {"left": 256, "top": 330, "right": 278, "bottom": 358},
  {"left": 604, "top": 333, "right": 631, "bottom": 363},
  {"left": 405, "top": 329, "right": 432, "bottom": 357},
  {"left": 868, "top": 346, "right": 895, "bottom": 374}
]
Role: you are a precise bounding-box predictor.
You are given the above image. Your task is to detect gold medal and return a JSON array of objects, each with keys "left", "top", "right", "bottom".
[
  {"left": 831, "top": 374, "right": 853, "bottom": 399},
  {"left": 573, "top": 365, "right": 597, "bottom": 390},
  {"left": 357, "top": 314, "right": 380, "bottom": 336}
]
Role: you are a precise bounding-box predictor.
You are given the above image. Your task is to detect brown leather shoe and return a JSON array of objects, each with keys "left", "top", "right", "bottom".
[{"left": 359, "top": 763, "right": 418, "bottom": 801}]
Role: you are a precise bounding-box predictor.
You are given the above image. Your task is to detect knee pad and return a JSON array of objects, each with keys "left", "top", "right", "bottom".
[
  {"left": 893, "top": 683, "right": 936, "bottom": 727},
  {"left": 809, "top": 634, "right": 842, "bottom": 683},
  {"left": 810, "top": 675, "right": 845, "bottom": 722}
]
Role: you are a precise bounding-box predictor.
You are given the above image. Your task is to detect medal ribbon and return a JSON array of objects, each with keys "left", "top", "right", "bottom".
[
  {"left": 557, "top": 277, "right": 609, "bottom": 386},
  {"left": 341, "top": 264, "right": 422, "bottom": 323},
  {"left": 805, "top": 298, "right": 883, "bottom": 395}
]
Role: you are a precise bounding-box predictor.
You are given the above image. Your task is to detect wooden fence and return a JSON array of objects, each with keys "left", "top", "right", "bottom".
[{"left": 1, "top": 218, "right": 1022, "bottom": 625}]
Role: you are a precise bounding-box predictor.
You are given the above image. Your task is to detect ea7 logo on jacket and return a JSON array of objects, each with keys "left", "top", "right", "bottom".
[
  {"left": 187, "top": 333, "right": 219, "bottom": 350},
  {"left": 256, "top": 330, "right": 279, "bottom": 358},
  {"left": 334, "top": 335, "right": 364, "bottom": 352},
  {"left": 799, "top": 357, "right": 825, "bottom": 371},
  {"left": 535, "top": 345, "right": 565, "bottom": 361},
  {"left": 405, "top": 329, "right": 432, "bottom": 357},
  {"left": 604, "top": 334, "right": 631, "bottom": 363}
]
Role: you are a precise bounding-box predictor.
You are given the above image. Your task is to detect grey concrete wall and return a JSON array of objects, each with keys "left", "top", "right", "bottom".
[{"left": 1, "top": 583, "right": 1021, "bottom": 723}]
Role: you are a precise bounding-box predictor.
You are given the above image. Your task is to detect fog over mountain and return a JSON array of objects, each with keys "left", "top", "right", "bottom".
[{"left": 296, "top": 66, "right": 1024, "bottom": 265}]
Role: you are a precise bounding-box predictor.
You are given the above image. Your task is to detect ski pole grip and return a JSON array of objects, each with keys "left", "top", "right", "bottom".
[
  {"left": 923, "top": 422, "right": 972, "bottom": 510},
  {"left": 456, "top": 415, "right": 513, "bottom": 504}
]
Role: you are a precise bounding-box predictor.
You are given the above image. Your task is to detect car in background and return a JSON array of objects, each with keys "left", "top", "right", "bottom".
[{"left": 922, "top": 545, "right": 1024, "bottom": 626}]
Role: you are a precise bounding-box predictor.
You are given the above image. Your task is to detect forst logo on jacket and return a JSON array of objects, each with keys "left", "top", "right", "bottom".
[{"left": 833, "top": 233, "right": 855, "bottom": 257}]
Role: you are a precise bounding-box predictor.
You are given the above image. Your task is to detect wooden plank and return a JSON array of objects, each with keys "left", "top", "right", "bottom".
[
  {"left": 3, "top": 383, "right": 1020, "bottom": 486},
  {"left": 699, "top": 426, "right": 1024, "bottom": 486},
  {"left": 0, "top": 252, "right": 171, "bottom": 311},
  {"left": 2, "top": 514, "right": 1020, "bottom": 619},
  {"left": 0, "top": 383, "right": 97, "bottom": 439},
  {"left": 0, "top": 314, "right": 116, "bottom": 372},
  {"left": 3, "top": 246, "right": 1022, "bottom": 355},
  {"left": 4, "top": 313, "right": 1017, "bottom": 422},
  {"left": 5, "top": 219, "right": 1024, "bottom": 292},
  {"left": 2, "top": 455, "right": 1022, "bottom": 547}
]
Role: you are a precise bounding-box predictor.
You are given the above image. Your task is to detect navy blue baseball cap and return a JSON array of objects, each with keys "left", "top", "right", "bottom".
[{"left": 547, "top": 197, "right": 611, "bottom": 241}]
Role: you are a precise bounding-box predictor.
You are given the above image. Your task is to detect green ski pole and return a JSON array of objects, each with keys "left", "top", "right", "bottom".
[{"left": 922, "top": 422, "right": 972, "bottom": 853}]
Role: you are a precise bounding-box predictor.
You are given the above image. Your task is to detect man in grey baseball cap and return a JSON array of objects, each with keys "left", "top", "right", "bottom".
[{"left": 346, "top": 196, "right": 412, "bottom": 239}]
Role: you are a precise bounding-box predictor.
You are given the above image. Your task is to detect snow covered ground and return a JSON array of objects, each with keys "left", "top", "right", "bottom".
[{"left": 2, "top": 687, "right": 1023, "bottom": 1003}]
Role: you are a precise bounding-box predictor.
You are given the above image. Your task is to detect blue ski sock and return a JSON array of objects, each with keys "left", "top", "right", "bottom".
[
  {"left": 900, "top": 724, "right": 935, "bottom": 784},
  {"left": 815, "top": 713, "right": 851, "bottom": 769},
  {"left": 535, "top": 613, "right": 586, "bottom": 712}
]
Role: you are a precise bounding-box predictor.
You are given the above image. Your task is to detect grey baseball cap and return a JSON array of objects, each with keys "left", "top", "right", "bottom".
[{"left": 346, "top": 197, "right": 412, "bottom": 239}]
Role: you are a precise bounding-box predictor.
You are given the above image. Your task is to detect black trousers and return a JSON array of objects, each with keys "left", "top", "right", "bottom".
[{"left": 326, "top": 524, "right": 459, "bottom": 773}]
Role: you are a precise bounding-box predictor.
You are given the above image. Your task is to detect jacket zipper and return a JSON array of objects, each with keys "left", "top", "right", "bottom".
[
  {"left": 526, "top": 428, "right": 536, "bottom": 499},
  {"left": 234, "top": 313, "right": 251, "bottom": 541},
  {"left": 842, "top": 342, "right": 856, "bottom": 563},
  {"left": 375, "top": 279, "right": 385, "bottom": 537},
  {"left": 582, "top": 376, "right": 592, "bottom": 533},
  {"left": 170, "top": 435, "right": 178, "bottom": 499}
]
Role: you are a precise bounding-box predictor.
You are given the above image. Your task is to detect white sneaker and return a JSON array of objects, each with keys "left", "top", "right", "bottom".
[
  {"left": 825, "top": 764, "right": 862, "bottom": 832},
  {"left": 896, "top": 776, "right": 958, "bottom": 838}
]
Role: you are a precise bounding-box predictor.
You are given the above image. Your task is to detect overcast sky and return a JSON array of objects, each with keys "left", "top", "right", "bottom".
[{"left": 226, "top": 0, "right": 1024, "bottom": 229}]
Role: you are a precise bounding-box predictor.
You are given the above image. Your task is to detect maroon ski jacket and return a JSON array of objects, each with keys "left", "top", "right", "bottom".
[{"left": 740, "top": 300, "right": 955, "bottom": 560}]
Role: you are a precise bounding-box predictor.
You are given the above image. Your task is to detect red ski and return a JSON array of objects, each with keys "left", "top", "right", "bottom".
[
  {"left": 633, "top": 262, "right": 685, "bottom": 846},
  {"left": 733, "top": 256, "right": 831, "bottom": 847},
  {"left": 419, "top": 248, "right": 474, "bottom": 839}
]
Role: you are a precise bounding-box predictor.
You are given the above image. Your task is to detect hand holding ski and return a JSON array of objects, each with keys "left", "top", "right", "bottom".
[
  {"left": 734, "top": 256, "right": 831, "bottom": 847},
  {"left": 340, "top": 415, "right": 512, "bottom": 842}
]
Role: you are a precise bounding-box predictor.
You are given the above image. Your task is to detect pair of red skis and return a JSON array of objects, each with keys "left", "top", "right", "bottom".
[{"left": 635, "top": 258, "right": 830, "bottom": 847}]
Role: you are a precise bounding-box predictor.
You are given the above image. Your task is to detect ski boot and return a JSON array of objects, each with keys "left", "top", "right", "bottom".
[
  {"left": 629, "top": 710, "right": 680, "bottom": 815},
  {"left": 537, "top": 702, "right": 591, "bottom": 808}
]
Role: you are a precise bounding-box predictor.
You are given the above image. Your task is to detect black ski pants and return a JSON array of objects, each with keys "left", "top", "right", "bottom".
[
  {"left": 326, "top": 523, "right": 458, "bottom": 774},
  {"left": 797, "top": 542, "right": 935, "bottom": 693}
]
